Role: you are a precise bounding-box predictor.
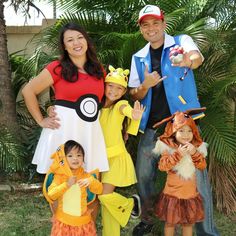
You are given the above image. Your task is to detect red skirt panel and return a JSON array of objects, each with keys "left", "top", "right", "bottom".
[{"left": 155, "top": 192, "right": 204, "bottom": 225}]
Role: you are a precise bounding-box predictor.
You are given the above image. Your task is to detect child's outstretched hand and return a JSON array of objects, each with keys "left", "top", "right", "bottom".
[
  {"left": 67, "top": 176, "right": 77, "bottom": 187},
  {"left": 132, "top": 101, "right": 145, "bottom": 120},
  {"left": 77, "top": 177, "right": 92, "bottom": 188}
]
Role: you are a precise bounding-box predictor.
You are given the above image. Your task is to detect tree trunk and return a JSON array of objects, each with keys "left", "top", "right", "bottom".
[
  {"left": 0, "top": 2, "right": 18, "bottom": 129},
  {"left": 53, "top": 0, "right": 57, "bottom": 19}
]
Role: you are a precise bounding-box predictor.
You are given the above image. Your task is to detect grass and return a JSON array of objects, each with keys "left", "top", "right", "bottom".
[{"left": 0, "top": 190, "right": 235, "bottom": 236}]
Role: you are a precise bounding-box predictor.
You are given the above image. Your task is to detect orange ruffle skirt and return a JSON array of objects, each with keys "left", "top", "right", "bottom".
[
  {"left": 51, "top": 218, "right": 97, "bottom": 236},
  {"left": 155, "top": 193, "right": 204, "bottom": 225}
]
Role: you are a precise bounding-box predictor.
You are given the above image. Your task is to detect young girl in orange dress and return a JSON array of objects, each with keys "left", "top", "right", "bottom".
[
  {"left": 43, "top": 140, "right": 103, "bottom": 236},
  {"left": 153, "top": 109, "right": 207, "bottom": 236},
  {"left": 98, "top": 66, "right": 144, "bottom": 236}
]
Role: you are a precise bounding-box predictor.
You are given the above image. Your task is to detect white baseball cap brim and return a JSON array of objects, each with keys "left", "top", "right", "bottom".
[{"left": 138, "top": 5, "right": 164, "bottom": 24}]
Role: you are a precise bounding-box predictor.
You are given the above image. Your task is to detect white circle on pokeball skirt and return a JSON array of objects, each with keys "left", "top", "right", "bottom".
[{"left": 80, "top": 97, "right": 97, "bottom": 117}]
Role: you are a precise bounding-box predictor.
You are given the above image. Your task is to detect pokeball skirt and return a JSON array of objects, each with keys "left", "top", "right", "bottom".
[{"left": 32, "top": 95, "right": 109, "bottom": 174}]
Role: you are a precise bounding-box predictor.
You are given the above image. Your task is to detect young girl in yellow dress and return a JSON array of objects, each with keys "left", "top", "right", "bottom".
[{"left": 98, "top": 66, "right": 144, "bottom": 236}]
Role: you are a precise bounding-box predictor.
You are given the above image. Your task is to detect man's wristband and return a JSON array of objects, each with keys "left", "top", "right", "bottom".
[{"left": 135, "top": 84, "right": 147, "bottom": 93}]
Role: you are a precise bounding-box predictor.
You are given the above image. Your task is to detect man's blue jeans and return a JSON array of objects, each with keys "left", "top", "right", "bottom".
[{"left": 135, "top": 128, "right": 220, "bottom": 235}]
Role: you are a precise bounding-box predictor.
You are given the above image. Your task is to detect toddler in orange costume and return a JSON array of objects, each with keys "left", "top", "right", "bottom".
[
  {"left": 153, "top": 109, "right": 207, "bottom": 236},
  {"left": 43, "top": 140, "right": 102, "bottom": 236}
]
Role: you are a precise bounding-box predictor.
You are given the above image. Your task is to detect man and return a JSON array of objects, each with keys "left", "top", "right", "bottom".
[{"left": 128, "top": 4, "right": 220, "bottom": 236}]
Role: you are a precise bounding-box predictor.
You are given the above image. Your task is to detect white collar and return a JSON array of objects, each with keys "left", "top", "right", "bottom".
[{"left": 135, "top": 33, "right": 176, "bottom": 58}]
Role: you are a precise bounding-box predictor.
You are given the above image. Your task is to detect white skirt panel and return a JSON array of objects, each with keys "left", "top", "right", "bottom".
[{"left": 32, "top": 105, "right": 109, "bottom": 174}]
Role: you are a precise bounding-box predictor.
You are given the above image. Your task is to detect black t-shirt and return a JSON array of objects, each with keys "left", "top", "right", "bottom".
[{"left": 146, "top": 46, "right": 171, "bottom": 129}]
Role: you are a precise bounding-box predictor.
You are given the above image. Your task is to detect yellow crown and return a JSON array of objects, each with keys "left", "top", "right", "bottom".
[{"left": 105, "top": 65, "right": 129, "bottom": 88}]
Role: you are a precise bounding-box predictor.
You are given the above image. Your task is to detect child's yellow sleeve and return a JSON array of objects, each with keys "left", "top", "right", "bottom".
[
  {"left": 48, "top": 176, "right": 69, "bottom": 201},
  {"left": 122, "top": 104, "right": 140, "bottom": 135}
]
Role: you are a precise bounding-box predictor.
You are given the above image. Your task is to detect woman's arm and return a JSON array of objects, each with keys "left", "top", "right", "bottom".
[{"left": 22, "top": 69, "right": 59, "bottom": 129}]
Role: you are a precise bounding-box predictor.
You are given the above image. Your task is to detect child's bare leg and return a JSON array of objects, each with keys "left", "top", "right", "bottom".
[
  {"left": 182, "top": 224, "right": 193, "bottom": 236},
  {"left": 164, "top": 223, "right": 175, "bottom": 236},
  {"left": 102, "top": 183, "right": 116, "bottom": 194},
  {"left": 96, "top": 182, "right": 115, "bottom": 223}
]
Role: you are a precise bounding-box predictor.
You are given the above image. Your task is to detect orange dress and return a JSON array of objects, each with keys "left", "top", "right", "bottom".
[{"left": 154, "top": 140, "right": 207, "bottom": 225}]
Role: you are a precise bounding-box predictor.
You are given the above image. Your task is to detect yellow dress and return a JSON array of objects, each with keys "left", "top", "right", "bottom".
[{"left": 100, "top": 100, "right": 140, "bottom": 186}]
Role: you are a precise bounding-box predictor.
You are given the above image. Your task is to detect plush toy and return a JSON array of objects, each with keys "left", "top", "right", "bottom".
[{"left": 169, "top": 45, "right": 184, "bottom": 64}]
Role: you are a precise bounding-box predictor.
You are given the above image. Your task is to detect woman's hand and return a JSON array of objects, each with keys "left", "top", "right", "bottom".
[
  {"left": 38, "top": 116, "right": 60, "bottom": 129},
  {"left": 40, "top": 106, "right": 60, "bottom": 129},
  {"left": 131, "top": 100, "right": 145, "bottom": 120},
  {"left": 47, "top": 106, "right": 57, "bottom": 118}
]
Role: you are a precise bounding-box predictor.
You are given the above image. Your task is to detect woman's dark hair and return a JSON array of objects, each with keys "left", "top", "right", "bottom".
[
  {"left": 64, "top": 140, "right": 85, "bottom": 158},
  {"left": 56, "top": 22, "right": 104, "bottom": 82}
]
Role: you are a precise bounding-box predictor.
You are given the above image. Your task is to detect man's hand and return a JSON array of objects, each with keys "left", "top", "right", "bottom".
[
  {"left": 170, "top": 45, "right": 202, "bottom": 69},
  {"left": 142, "top": 65, "right": 163, "bottom": 89}
]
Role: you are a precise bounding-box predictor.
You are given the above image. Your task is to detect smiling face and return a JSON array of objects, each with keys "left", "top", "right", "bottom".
[
  {"left": 63, "top": 29, "right": 88, "bottom": 59},
  {"left": 66, "top": 146, "right": 84, "bottom": 170},
  {"left": 140, "top": 16, "right": 166, "bottom": 48},
  {"left": 105, "top": 82, "right": 126, "bottom": 105},
  {"left": 175, "top": 125, "right": 194, "bottom": 145}
]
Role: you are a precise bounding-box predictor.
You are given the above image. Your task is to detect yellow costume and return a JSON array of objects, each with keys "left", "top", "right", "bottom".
[
  {"left": 100, "top": 100, "right": 139, "bottom": 186},
  {"left": 43, "top": 145, "right": 102, "bottom": 235},
  {"left": 98, "top": 66, "right": 141, "bottom": 236}
]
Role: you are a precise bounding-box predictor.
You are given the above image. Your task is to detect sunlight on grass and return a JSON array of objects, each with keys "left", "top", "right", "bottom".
[{"left": 0, "top": 191, "right": 235, "bottom": 236}]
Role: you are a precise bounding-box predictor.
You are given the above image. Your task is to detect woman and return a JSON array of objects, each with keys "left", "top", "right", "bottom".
[{"left": 22, "top": 22, "right": 109, "bottom": 175}]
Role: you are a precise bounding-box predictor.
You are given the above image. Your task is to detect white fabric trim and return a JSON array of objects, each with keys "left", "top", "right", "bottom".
[
  {"left": 32, "top": 105, "right": 109, "bottom": 173},
  {"left": 153, "top": 140, "right": 207, "bottom": 180}
]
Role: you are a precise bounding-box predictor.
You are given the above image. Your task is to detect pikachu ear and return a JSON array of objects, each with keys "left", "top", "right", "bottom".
[
  {"left": 185, "top": 107, "right": 206, "bottom": 116},
  {"left": 108, "top": 65, "right": 115, "bottom": 73},
  {"left": 123, "top": 69, "right": 130, "bottom": 76},
  {"left": 153, "top": 114, "right": 175, "bottom": 129},
  {"left": 116, "top": 68, "right": 123, "bottom": 75}
]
